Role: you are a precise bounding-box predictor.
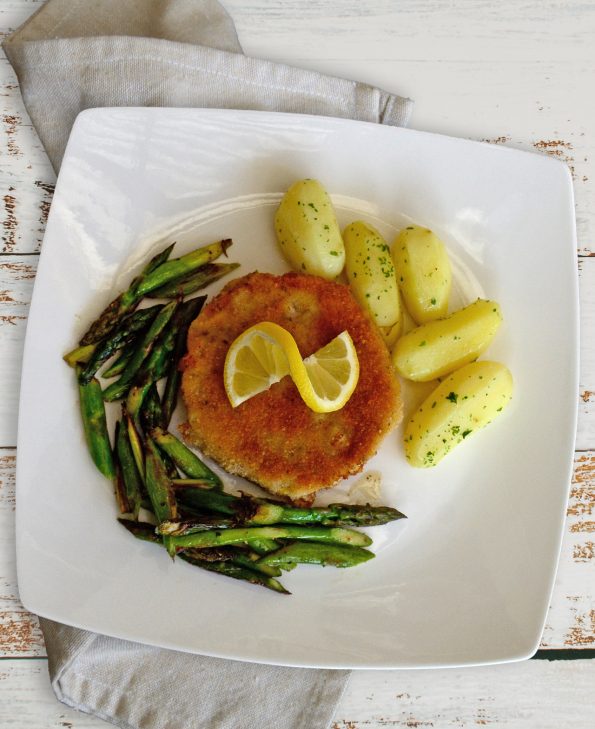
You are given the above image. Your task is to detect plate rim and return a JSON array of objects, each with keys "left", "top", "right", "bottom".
[{"left": 15, "top": 106, "right": 580, "bottom": 669}]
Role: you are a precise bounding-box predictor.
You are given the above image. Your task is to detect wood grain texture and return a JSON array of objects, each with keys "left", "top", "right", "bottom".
[
  {"left": 2, "top": 657, "right": 595, "bottom": 729},
  {"left": 0, "top": 450, "right": 45, "bottom": 657},
  {"left": 334, "top": 658, "right": 595, "bottom": 729},
  {"left": 0, "top": 257, "right": 36, "bottom": 445}
]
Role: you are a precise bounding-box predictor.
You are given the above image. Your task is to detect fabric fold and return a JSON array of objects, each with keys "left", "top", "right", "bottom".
[{"left": 3, "top": 0, "right": 412, "bottom": 171}]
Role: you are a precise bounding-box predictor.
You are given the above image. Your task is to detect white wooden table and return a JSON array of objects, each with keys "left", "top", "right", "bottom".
[{"left": 1, "top": 1, "right": 594, "bottom": 726}]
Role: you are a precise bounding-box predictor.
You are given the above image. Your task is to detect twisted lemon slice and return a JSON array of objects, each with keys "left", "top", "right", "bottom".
[{"left": 223, "top": 321, "right": 359, "bottom": 413}]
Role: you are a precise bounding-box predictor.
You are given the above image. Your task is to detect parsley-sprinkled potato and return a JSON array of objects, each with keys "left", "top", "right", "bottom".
[
  {"left": 275, "top": 179, "right": 345, "bottom": 279},
  {"left": 343, "top": 221, "right": 401, "bottom": 328},
  {"left": 393, "top": 299, "right": 503, "bottom": 382},
  {"left": 392, "top": 226, "right": 451, "bottom": 324},
  {"left": 404, "top": 360, "right": 513, "bottom": 467}
]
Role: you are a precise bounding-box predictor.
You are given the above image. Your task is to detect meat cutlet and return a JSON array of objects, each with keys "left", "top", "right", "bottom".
[{"left": 180, "top": 272, "right": 401, "bottom": 500}]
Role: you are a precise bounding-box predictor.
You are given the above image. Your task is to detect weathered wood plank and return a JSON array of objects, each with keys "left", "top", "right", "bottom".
[
  {"left": 0, "top": 256, "right": 36, "bottom": 446},
  {"left": 0, "top": 57, "right": 56, "bottom": 254},
  {"left": 1, "top": 447, "right": 593, "bottom": 657},
  {"left": 225, "top": 0, "right": 595, "bottom": 63},
  {"left": 2, "top": 656, "right": 595, "bottom": 729},
  {"left": 0, "top": 450, "right": 44, "bottom": 656},
  {"left": 541, "top": 452, "right": 595, "bottom": 648},
  {"left": 334, "top": 657, "right": 595, "bottom": 729}
]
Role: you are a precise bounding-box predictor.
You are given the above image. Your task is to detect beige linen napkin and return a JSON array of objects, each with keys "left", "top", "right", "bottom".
[
  {"left": 4, "top": 2, "right": 413, "bottom": 727},
  {"left": 3, "top": 0, "right": 412, "bottom": 173}
]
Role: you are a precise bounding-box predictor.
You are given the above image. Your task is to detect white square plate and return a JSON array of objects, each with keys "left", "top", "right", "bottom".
[{"left": 17, "top": 108, "right": 578, "bottom": 669}]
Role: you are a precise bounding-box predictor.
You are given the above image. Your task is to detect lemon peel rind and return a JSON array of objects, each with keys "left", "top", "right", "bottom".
[{"left": 224, "top": 322, "right": 359, "bottom": 413}]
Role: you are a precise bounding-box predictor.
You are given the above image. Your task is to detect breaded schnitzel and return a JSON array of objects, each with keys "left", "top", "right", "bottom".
[{"left": 180, "top": 272, "right": 401, "bottom": 501}]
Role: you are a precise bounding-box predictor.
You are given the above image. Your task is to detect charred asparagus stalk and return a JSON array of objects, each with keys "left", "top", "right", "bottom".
[
  {"left": 237, "top": 500, "right": 407, "bottom": 527},
  {"left": 167, "top": 525, "right": 372, "bottom": 552},
  {"left": 79, "top": 243, "right": 175, "bottom": 346},
  {"left": 103, "top": 299, "right": 178, "bottom": 402},
  {"left": 139, "top": 382, "right": 165, "bottom": 434},
  {"left": 118, "top": 518, "right": 160, "bottom": 542},
  {"left": 144, "top": 437, "right": 178, "bottom": 524},
  {"left": 169, "top": 482, "right": 406, "bottom": 528},
  {"left": 77, "top": 369, "right": 115, "bottom": 480},
  {"left": 115, "top": 412, "right": 144, "bottom": 519},
  {"left": 118, "top": 520, "right": 287, "bottom": 592},
  {"left": 183, "top": 547, "right": 281, "bottom": 577},
  {"left": 78, "top": 305, "right": 162, "bottom": 384},
  {"left": 63, "top": 343, "right": 96, "bottom": 367},
  {"left": 257, "top": 542, "right": 374, "bottom": 569},
  {"left": 173, "top": 482, "right": 236, "bottom": 517},
  {"left": 180, "top": 553, "right": 289, "bottom": 594},
  {"left": 124, "top": 409, "right": 145, "bottom": 479},
  {"left": 161, "top": 296, "right": 207, "bottom": 426},
  {"left": 152, "top": 429, "right": 222, "bottom": 488},
  {"left": 113, "top": 421, "right": 131, "bottom": 514},
  {"left": 135, "top": 239, "right": 232, "bottom": 297},
  {"left": 146, "top": 262, "right": 240, "bottom": 299},
  {"left": 101, "top": 345, "right": 136, "bottom": 378}
]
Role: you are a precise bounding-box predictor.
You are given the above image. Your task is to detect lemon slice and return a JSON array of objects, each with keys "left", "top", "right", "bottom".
[{"left": 223, "top": 321, "right": 359, "bottom": 413}]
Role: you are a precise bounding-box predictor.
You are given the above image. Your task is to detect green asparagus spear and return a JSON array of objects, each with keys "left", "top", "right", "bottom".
[
  {"left": 101, "top": 345, "right": 135, "bottom": 378},
  {"left": 125, "top": 301, "right": 189, "bottom": 421},
  {"left": 156, "top": 500, "right": 402, "bottom": 533},
  {"left": 139, "top": 382, "right": 165, "bottom": 433},
  {"left": 78, "top": 305, "right": 162, "bottom": 384},
  {"left": 113, "top": 422, "right": 131, "bottom": 514},
  {"left": 118, "top": 518, "right": 161, "bottom": 543},
  {"left": 103, "top": 300, "right": 178, "bottom": 401},
  {"left": 63, "top": 343, "right": 96, "bottom": 367},
  {"left": 167, "top": 525, "right": 372, "bottom": 552},
  {"left": 174, "top": 482, "right": 239, "bottom": 515},
  {"left": 224, "top": 552, "right": 281, "bottom": 578},
  {"left": 246, "top": 538, "right": 280, "bottom": 555},
  {"left": 79, "top": 243, "right": 175, "bottom": 346},
  {"left": 135, "top": 239, "right": 232, "bottom": 297},
  {"left": 77, "top": 369, "right": 115, "bottom": 480},
  {"left": 161, "top": 296, "right": 207, "bottom": 426},
  {"left": 144, "top": 437, "right": 178, "bottom": 524},
  {"left": 180, "top": 552, "right": 288, "bottom": 594},
  {"left": 183, "top": 546, "right": 281, "bottom": 577},
  {"left": 237, "top": 501, "right": 407, "bottom": 527},
  {"left": 157, "top": 517, "right": 238, "bottom": 534},
  {"left": 116, "top": 412, "right": 144, "bottom": 519},
  {"left": 146, "top": 262, "right": 240, "bottom": 299},
  {"left": 119, "top": 520, "right": 286, "bottom": 592},
  {"left": 172, "top": 483, "right": 405, "bottom": 528},
  {"left": 258, "top": 542, "right": 374, "bottom": 569},
  {"left": 152, "top": 429, "right": 221, "bottom": 488},
  {"left": 124, "top": 410, "right": 145, "bottom": 479}
]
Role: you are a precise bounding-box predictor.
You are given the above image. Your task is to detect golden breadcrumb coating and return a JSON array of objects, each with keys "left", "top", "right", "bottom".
[{"left": 180, "top": 272, "right": 401, "bottom": 500}]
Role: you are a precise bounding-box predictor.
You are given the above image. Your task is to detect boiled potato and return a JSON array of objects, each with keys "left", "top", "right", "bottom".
[
  {"left": 274, "top": 179, "right": 344, "bottom": 279},
  {"left": 392, "top": 226, "right": 451, "bottom": 324},
  {"left": 404, "top": 360, "right": 513, "bottom": 467},
  {"left": 343, "top": 221, "right": 400, "bottom": 328},
  {"left": 392, "top": 299, "right": 502, "bottom": 382}
]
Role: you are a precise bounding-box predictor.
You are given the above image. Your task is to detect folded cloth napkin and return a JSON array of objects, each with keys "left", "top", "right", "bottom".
[
  {"left": 3, "top": 0, "right": 413, "bottom": 173},
  {"left": 4, "top": 2, "right": 413, "bottom": 727}
]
